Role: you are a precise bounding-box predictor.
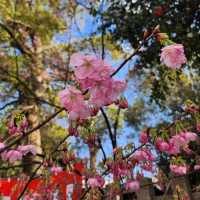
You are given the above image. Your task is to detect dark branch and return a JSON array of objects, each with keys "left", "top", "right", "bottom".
[
  {"left": 0, "top": 22, "right": 31, "bottom": 56},
  {"left": 111, "top": 29, "right": 156, "bottom": 77},
  {"left": 98, "top": 137, "right": 107, "bottom": 164},
  {"left": 100, "top": 107, "right": 116, "bottom": 148},
  {"left": 0, "top": 100, "right": 18, "bottom": 111}
]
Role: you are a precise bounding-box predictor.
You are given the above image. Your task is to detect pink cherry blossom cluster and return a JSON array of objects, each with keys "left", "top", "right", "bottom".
[
  {"left": 160, "top": 44, "right": 187, "bottom": 69},
  {"left": 170, "top": 164, "right": 187, "bottom": 175},
  {"left": 133, "top": 148, "right": 155, "bottom": 161},
  {"left": 125, "top": 180, "right": 140, "bottom": 192},
  {"left": 132, "top": 148, "right": 155, "bottom": 172},
  {"left": 138, "top": 130, "right": 199, "bottom": 175},
  {"left": 196, "top": 123, "right": 200, "bottom": 132},
  {"left": 87, "top": 175, "right": 105, "bottom": 188},
  {"left": 8, "top": 117, "right": 28, "bottom": 135},
  {"left": 0, "top": 144, "right": 36, "bottom": 163},
  {"left": 108, "top": 160, "right": 132, "bottom": 179},
  {"left": 59, "top": 86, "right": 91, "bottom": 121},
  {"left": 50, "top": 165, "right": 62, "bottom": 175},
  {"left": 155, "top": 131, "right": 197, "bottom": 155},
  {"left": 139, "top": 131, "right": 149, "bottom": 144},
  {"left": 59, "top": 53, "right": 126, "bottom": 121}
]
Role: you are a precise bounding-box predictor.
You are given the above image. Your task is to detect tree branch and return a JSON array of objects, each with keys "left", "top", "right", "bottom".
[
  {"left": 0, "top": 108, "right": 64, "bottom": 154},
  {"left": 98, "top": 137, "right": 107, "bottom": 164},
  {"left": 110, "top": 29, "right": 156, "bottom": 77},
  {"left": 0, "top": 100, "right": 18, "bottom": 111},
  {"left": 0, "top": 22, "right": 31, "bottom": 56},
  {"left": 100, "top": 107, "right": 116, "bottom": 149}
]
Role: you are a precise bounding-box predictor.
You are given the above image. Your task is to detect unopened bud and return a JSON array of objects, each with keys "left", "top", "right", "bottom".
[
  {"left": 119, "top": 98, "right": 128, "bottom": 109},
  {"left": 155, "top": 32, "right": 168, "bottom": 42}
]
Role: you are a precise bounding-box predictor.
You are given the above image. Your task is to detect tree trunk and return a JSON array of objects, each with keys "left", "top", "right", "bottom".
[
  {"left": 23, "top": 104, "right": 42, "bottom": 175},
  {"left": 89, "top": 148, "right": 97, "bottom": 170}
]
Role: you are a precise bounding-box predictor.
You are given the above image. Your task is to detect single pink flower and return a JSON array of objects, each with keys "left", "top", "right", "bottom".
[
  {"left": 194, "top": 165, "right": 200, "bottom": 171},
  {"left": 8, "top": 121, "right": 20, "bottom": 135},
  {"left": 0, "top": 142, "right": 5, "bottom": 149},
  {"left": 196, "top": 123, "right": 200, "bottom": 132},
  {"left": 89, "top": 78, "right": 126, "bottom": 107},
  {"left": 109, "top": 160, "right": 131, "bottom": 179},
  {"left": 23, "top": 195, "right": 34, "bottom": 200},
  {"left": 51, "top": 166, "right": 62, "bottom": 175},
  {"left": 19, "top": 118, "right": 28, "bottom": 130},
  {"left": 140, "top": 131, "right": 148, "bottom": 144},
  {"left": 87, "top": 177, "right": 100, "bottom": 188},
  {"left": 160, "top": 44, "right": 187, "bottom": 69},
  {"left": 167, "top": 140, "right": 181, "bottom": 155},
  {"left": 72, "top": 53, "right": 113, "bottom": 88},
  {"left": 59, "top": 86, "right": 84, "bottom": 110},
  {"left": 180, "top": 131, "right": 197, "bottom": 143},
  {"left": 59, "top": 86, "right": 90, "bottom": 120},
  {"left": 125, "top": 180, "right": 140, "bottom": 192},
  {"left": 170, "top": 164, "right": 187, "bottom": 175},
  {"left": 141, "top": 161, "right": 153, "bottom": 172},
  {"left": 117, "top": 98, "right": 128, "bottom": 109},
  {"left": 3, "top": 150, "right": 22, "bottom": 163},
  {"left": 95, "top": 175, "right": 105, "bottom": 188},
  {"left": 155, "top": 138, "right": 169, "bottom": 152},
  {"left": 133, "top": 149, "right": 155, "bottom": 162},
  {"left": 70, "top": 53, "right": 86, "bottom": 67},
  {"left": 18, "top": 145, "right": 36, "bottom": 156}
]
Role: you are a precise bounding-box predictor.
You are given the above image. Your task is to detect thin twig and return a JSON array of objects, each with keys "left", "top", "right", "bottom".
[
  {"left": 113, "top": 107, "right": 120, "bottom": 147},
  {"left": 110, "top": 31, "right": 155, "bottom": 77},
  {"left": 101, "top": 16, "right": 105, "bottom": 60},
  {"left": 100, "top": 108, "right": 115, "bottom": 148},
  {"left": 0, "top": 100, "right": 18, "bottom": 111},
  {"left": 98, "top": 137, "right": 107, "bottom": 164},
  {"left": 161, "top": 180, "right": 172, "bottom": 200},
  {"left": 0, "top": 108, "right": 64, "bottom": 154}
]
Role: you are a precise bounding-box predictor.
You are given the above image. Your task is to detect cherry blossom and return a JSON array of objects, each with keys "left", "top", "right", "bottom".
[
  {"left": 87, "top": 176, "right": 105, "bottom": 188},
  {"left": 194, "top": 165, "right": 200, "bottom": 171},
  {"left": 133, "top": 149, "right": 155, "bottom": 162},
  {"left": 125, "top": 180, "right": 140, "bottom": 192},
  {"left": 117, "top": 97, "right": 128, "bottom": 109},
  {"left": 139, "top": 131, "right": 148, "bottom": 144},
  {"left": 155, "top": 138, "right": 169, "bottom": 152},
  {"left": 59, "top": 86, "right": 90, "bottom": 120},
  {"left": 0, "top": 142, "right": 5, "bottom": 149},
  {"left": 89, "top": 78, "right": 126, "bottom": 107},
  {"left": 18, "top": 145, "right": 36, "bottom": 156},
  {"left": 108, "top": 160, "right": 132, "bottom": 179},
  {"left": 160, "top": 44, "right": 187, "bottom": 69},
  {"left": 8, "top": 121, "right": 21, "bottom": 135},
  {"left": 2, "top": 150, "right": 22, "bottom": 163},
  {"left": 50, "top": 166, "right": 62, "bottom": 175},
  {"left": 196, "top": 123, "right": 200, "bottom": 132},
  {"left": 170, "top": 164, "right": 187, "bottom": 175}
]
